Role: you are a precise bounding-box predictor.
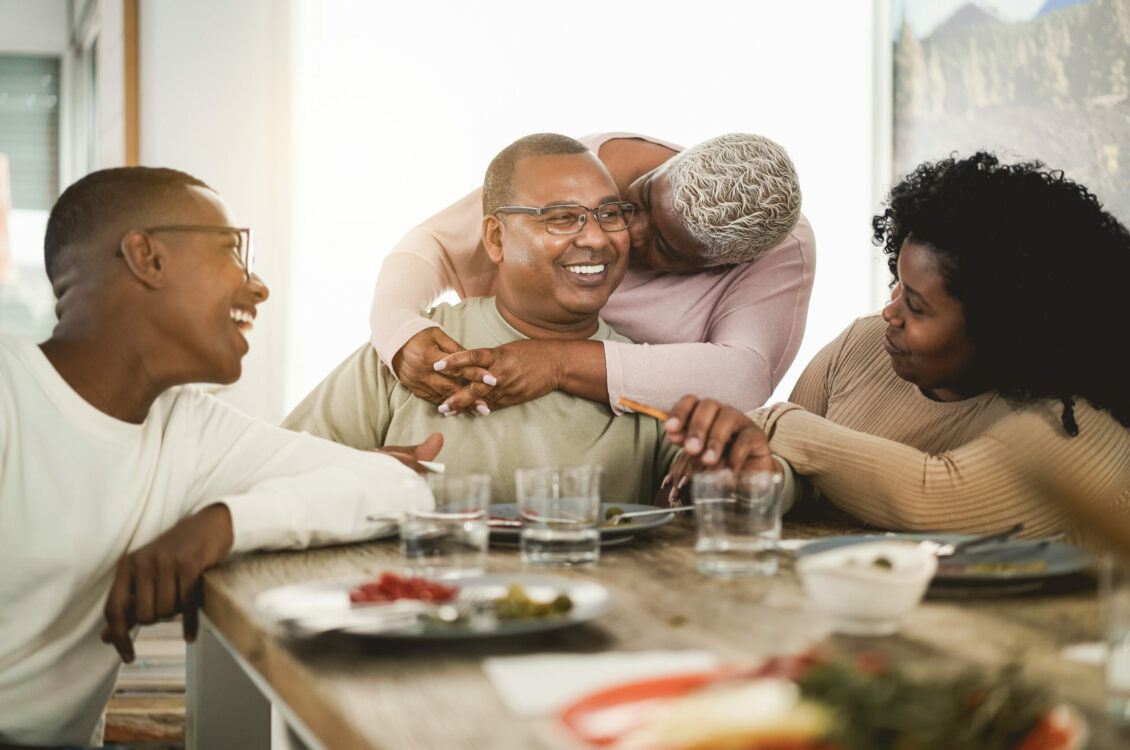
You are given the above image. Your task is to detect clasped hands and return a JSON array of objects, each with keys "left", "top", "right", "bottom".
[{"left": 392, "top": 328, "right": 561, "bottom": 415}]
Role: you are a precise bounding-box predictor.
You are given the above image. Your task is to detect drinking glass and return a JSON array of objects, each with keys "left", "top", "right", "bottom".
[
  {"left": 514, "top": 465, "right": 602, "bottom": 567},
  {"left": 399, "top": 473, "right": 491, "bottom": 579},
  {"left": 693, "top": 469, "right": 783, "bottom": 577},
  {"left": 1101, "top": 551, "right": 1130, "bottom": 724}
]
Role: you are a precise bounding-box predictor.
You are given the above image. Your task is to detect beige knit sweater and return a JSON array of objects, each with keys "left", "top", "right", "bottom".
[{"left": 755, "top": 315, "right": 1130, "bottom": 540}]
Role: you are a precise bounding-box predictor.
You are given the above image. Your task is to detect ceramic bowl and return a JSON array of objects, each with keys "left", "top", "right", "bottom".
[{"left": 796, "top": 540, "right": 937, "bottom": 636}]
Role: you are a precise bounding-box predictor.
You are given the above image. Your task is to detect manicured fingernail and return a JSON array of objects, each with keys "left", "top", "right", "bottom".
[
  {"left": 686, "top": 437, "right": 701, "bottom": 453},
  {"left": 677, "top": 476, "right": 688, "bottom": 489},
  {"left": 433, "top": 360, "right": 447, "bottom": 371},
  {"left": 437, "top": 404, "right": 450, "bottom": 413},
  {"left": 442, "top": 410, "right": 456, "bottom": 418},
  {"left": 703, "top": 449, "right": 717, "bottom": 463},
  {"left": 483, "top": 373, "right": 498, "bottom": 386},
  {"left": 666, "top": 417, "right": 680, "bottom": 430},
  {"left": 475, "top": 404, "right": 491, "bottom": 416},
  {"left": 660, "top": 474, "right": 671, "bottom": 489},
  {"left": 668, "top": 486, "right": 679, "bottom": 507}
]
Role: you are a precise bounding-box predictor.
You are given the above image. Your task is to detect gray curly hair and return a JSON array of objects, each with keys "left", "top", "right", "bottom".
[{"left": 667, "top": 133, "right": 802, "bottom": 265}]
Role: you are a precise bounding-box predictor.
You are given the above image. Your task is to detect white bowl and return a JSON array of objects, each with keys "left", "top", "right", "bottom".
[{"left": 796, "top": 540, "right": 937, "bottom": 636}]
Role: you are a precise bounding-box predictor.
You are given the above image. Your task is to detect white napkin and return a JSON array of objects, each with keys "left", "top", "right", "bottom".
[
  {"left": 1060, "top": 641, "right": 1107, "bottom": 666},
  {"left": 483, "top": 650, "right": 718, "bottom": 718}
]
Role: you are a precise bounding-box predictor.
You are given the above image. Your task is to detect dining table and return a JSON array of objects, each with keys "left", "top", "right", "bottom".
[{"left": 186, "top": 514, "right": 1128, "bottom": 749}]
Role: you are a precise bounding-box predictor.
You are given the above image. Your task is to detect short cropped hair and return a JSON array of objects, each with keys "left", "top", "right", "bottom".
[
  {"left": 482, "top": 133, "right": 589, "bottom": 215},
  {"left": 873, "top": 151, "right": 1130, "bottom": 432},
  {"left": 44, "top": 167, "right": 211, "bottom": 282},
  {"left": 667, "top": 133, "right": 802, "bottom": 265}
]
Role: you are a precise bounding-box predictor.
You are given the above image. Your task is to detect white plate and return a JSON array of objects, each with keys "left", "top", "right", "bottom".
[{"left": 255, "top": 573, "right": 613, "bottom": 640}]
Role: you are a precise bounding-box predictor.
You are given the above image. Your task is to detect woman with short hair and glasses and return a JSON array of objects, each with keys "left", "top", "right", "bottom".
[
  {"left": 370, "top": 131, "right": 814, "bottom": 418},
  {"left": 662, "top": 152, "right": 1130, "bottom": 547}
]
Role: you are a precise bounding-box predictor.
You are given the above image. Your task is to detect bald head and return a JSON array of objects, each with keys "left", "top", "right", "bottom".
[
  {"left": 44, "top": 167, "right": 213, "bottom": 286},
  {"left": 482, "top": 133, "right": 589, "bottom": 215}
]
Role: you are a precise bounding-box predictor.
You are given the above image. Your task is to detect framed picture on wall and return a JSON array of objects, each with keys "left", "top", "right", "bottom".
[{"left": 890, "top": 0, "right": 1130, "bottom": 225}]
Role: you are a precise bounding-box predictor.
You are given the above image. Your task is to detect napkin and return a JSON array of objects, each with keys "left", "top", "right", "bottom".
[
  {"left": 1061, "top": 641, "right": 1107, "bottom": 665},
  {"left": 483, "top": 650, "right": 719, "bottom": 718}
]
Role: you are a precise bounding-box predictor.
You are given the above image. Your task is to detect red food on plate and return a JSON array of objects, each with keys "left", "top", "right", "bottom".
[{"left": 349, "top": 572, "right": 459, "bottom": 604}]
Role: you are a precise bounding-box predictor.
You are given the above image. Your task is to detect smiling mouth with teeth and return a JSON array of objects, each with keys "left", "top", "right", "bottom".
[
  {"left": 230, "top": 307, "right": 255, "bottom": 332},
  {"left": 564, "top": 264, "right": 607, "bottom": 275}
]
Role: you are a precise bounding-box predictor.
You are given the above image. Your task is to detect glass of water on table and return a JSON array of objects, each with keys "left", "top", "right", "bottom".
[
  {"left": 693, "top": 469, "right": 783, "bottom": 577},
  {"left": 515, "top": 465, "right": 602, "bottom": 567},
  {"left": 400, "top": 473, "right": 491, "bottom": 579}
]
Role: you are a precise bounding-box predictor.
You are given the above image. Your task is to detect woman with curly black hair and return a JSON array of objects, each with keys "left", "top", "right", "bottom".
[{"left": 659, "top": 152, "right": 1130, "bottom": 544}]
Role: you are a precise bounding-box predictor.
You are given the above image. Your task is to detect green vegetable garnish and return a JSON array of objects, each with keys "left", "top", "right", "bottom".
[
  {"left": 492, "top": 583, "right": 574, "bottom": 620},
  {"left": 604, "top": 505, "right": 624, "bottom": 521}
]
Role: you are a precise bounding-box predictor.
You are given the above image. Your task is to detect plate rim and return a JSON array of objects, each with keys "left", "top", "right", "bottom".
[
  {"left": 796, "top": 533, "right": 1093, "bottom": 581},
  {"left": 255, "top": 571, "right": 613, "bottom": 640},
  {"left": 488, "top": 502, "right": 674, "bottom": 541}
]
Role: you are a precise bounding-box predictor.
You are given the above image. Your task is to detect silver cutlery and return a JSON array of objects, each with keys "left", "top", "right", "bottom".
[
  {"left": 279, "top": 590, "right": 493, "bottom": 637},
  {"left": 604, "top": 505, "right": 695, "bottom": 525}
]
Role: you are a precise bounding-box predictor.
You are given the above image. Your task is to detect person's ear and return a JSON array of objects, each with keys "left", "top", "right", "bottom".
[
  {"left": 118, "top": 230, "right": 167, "bottom": 289},
  {"left": 482, "top": 215, "right": 504, "bottom": 264}
]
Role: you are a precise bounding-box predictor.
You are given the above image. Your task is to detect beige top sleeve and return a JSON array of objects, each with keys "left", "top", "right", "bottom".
[
  {"left": 369, "top": 189, "right": 491, "bottom": 367},
  {"left": 753, "top": 400, "right": 1130, "bottom": 538}
]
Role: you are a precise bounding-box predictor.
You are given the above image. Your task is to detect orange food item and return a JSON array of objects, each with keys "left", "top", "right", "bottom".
[{"left": 1013, "top": 712, "right": 1073, "bottom": 750}]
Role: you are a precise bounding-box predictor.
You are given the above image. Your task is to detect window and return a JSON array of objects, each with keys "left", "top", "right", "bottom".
[{"left": 0, "top": 54, "right": 61, "bottom": 341}]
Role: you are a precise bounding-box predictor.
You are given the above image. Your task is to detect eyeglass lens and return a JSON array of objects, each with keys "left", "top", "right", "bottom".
[{"left": 543, "top": 204, "right": 634, "bottom": 235}]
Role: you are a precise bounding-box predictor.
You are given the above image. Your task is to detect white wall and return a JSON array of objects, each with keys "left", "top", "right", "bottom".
[
  {"left": 289, "top": 0, "right": 887, "bottom": 409},
  {"left": 133, "top": 0, "right": 885, "bottom": 420},
  {"left": 0, "top": 0, "right": 68, "bottom": 53},
  {"left": 138, "top": 0, "right": 294, "bottom": 421}
]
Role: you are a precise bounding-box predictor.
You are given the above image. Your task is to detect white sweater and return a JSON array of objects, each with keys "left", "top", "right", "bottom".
[{"left": 0, "top": 336, "right": 428, "bottom": 746}]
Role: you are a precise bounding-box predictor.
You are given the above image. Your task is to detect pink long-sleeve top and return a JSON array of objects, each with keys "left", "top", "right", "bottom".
[{"left": 369, "top": 132, "right": 817, "bottom": 413}]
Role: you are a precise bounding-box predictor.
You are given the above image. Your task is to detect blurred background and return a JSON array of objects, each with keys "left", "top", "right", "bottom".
[
  {"left": 8, "top": 0, "right": 1123, "bottom": 425},
  {"left": 0, "top": 0, "right": 889, "bottom": 421}
]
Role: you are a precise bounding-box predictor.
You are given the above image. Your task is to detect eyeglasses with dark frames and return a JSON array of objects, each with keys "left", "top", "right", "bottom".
[
  {"left": 144, "top": 225, "right": 255, "bottom": 279},
  {"left": 493, "top": 202, "right": 637, "bottom": 235}
]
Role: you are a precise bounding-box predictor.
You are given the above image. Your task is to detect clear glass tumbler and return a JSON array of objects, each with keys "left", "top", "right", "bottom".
[
  {"left": 693, "top": 469, "right": 783, "bottom": 577},
  {"left": 514, "top": 465, "right": 602, "bottom": 567},
  {"left": 1101, "top": 551, "right": 1130, "bottom": 724},
  {"left": 399, "top": 473, "right": 491, "bottom": 579}
]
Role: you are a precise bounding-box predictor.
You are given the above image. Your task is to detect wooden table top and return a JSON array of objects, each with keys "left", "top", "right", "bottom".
[{"left": 202, "top": 516, "right": 1128, "bottom": 750}]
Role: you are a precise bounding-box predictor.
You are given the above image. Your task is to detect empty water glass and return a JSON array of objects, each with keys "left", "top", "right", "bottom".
[
  {"left": 400, "top": 473, "right": 490, "bottom": 579},
  {"left": 515, "top": 465, "right": 602, "bottom": 567},
  {"left": 1101, "top": 551, "right": 1130, "bottom": 724},
  {"left": 693, "top": 469, "right": 783, "bottom": 577}
]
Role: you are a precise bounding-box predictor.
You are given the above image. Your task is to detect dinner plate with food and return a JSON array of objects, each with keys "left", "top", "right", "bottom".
[
  {"left": 553, "top": 650, "right": 1086, "bottom": 750},
  {"left": 488, "top": 502, "right": 679, "bottom": 547},
  {"left": 255, "top": 572, "right": 613, "bottom": 640}
]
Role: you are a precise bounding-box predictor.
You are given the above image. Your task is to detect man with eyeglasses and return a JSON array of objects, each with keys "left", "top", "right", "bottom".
[
  {"left": 0, "top": 166, "right": 440, "bottom": 747},
  {"left": 285, "top": 134, "right": 680, "bottom": 504}
]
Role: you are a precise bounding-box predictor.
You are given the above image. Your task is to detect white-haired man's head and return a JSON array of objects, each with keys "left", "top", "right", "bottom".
[{"left": 667, "top": 133, "right": 802, "bottom": 266}]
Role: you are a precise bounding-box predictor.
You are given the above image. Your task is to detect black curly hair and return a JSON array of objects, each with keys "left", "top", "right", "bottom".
[{"left": 872, "top": 152, "right": 1130, "bottom": 435}]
